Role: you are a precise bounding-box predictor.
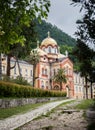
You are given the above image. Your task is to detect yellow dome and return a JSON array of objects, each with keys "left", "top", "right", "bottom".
[{"left": 41, "top": 32, "right": 57, "bottom": 47}]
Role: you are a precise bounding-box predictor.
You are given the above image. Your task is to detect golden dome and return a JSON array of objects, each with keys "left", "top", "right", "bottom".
[
  {"left": 41, "top": 32, "right": 57, "bottom": 47},
  {"left": 34, "top": 48, "right": 47, "bottom": 56}
]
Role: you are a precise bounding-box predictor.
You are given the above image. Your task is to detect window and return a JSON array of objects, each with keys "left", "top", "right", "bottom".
[
  {"left": 14, "top": 67, "right": 16, "bottom": 74},
  {"left": 76, "top": 86, "right": 78, "bottom": 92},
  {"left": 64, "top": 66, "right": 68, "bottom": 75},
  {"left": 68, "top": 68, "right": 70, "bottom": 75},
  {"left": 2, "top": 66, "right": 5, "bottom": 72},
  {"left": 30, "top": 70, "right": 32, "bottom": 76},
  {"left": 46, "top": 81, "right": 48, "bottom": 89},
  {"left": 57, "top": 69, "right": 59, "bottom": 73},
  {"left": 20, "top": 68, "right": 22, "bottom": 75},
  {"left": 42, "top": 68, "right": 44, "bottom": 75},
  {"left": 42, "top": 68, "right": 47, "bottom": 76},
  {"left": 25, "top": 69, "right": 28, "bottom": 76},
  {"left": 43, "top": 47, "right": 45, "bottom": 52},
  {"left": 48, "top": 46, "right": 51, "bottom": 53},
  {"left": 54, "top": 47, "right": 57, "bottom": 54},
  {"left": 79, "top": 87, "right": 81, "bottom": 92},
  {"left": 45, "top": 69, "right": 47, "bottom": 75},
  {"left": 41, "top": 81, "right": 44, "bottom": 89},
  {"left": 76, "top": 76, "right": 78, "bottom": 83},
  {"left": 46, "top": 81, "right": 48, "bottom": 86}
]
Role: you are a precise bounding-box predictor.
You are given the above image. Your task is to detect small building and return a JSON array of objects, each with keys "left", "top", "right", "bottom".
[
  {"left": 10, "top": 59, "right": 33, "bottom": 85},
  {"left": 74, "top": 71, "right": 95, "bottom": 99},
  {"left": 74, "top": 71, "right": 85, "bottom": 99},
  {"left": 2, "top": 56, "right": 33, "bottom": 85}
]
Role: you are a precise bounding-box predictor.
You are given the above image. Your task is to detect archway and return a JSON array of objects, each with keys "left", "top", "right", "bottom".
[
  {"left": 66, "top": 85, "right": 70, "bottom": 98},
  {"left": 53, "top": 85, "right": 60, "bottom": 90}
]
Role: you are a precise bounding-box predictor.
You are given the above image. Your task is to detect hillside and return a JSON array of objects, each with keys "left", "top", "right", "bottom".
[{"left": 34, "top": 20, "right": 76, "bottom": 46}]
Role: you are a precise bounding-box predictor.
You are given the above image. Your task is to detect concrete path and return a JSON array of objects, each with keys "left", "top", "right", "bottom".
[{"left": 0, "top": 99, "right": 74, "bottom": 130}]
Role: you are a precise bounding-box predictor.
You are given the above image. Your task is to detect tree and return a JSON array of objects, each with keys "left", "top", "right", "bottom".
[
  {"left": 72, "top": 39, "right": 94, "bottom": 99},
  {"left": 0, "top": 27, "right": 5, "bottom": 80},
  {"left": 71, "top": 0, "right": 95, "bottom": 98},
  {"left": 53, "top": 68, "right": 67, "bottom": 91},
  {"left": 71, "top": 0, "right": 95, "bottom": 45},
  {"left": 34, "top": 19, "right": 76, "bottom": 46},
  {"left": 0, "top": 0, "right": 50, "bottom": 77},
  {"left": 26, "top": 49, "right": 40, "bottom": 87}
]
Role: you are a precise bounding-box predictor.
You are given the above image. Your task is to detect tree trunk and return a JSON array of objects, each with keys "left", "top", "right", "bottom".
[
  {"left": 49, "top": 62, "right": 52, "bottom": 90},
  {"left": 33, "top": 65, "right": 36, "bottom": 87},
  {"left": 0, "top": 53, "right": 2, "bottom": 80},
  {"left": 90, "top": 81, "right": 93, "bottom": 99},
  {"left": 6, "top": 54, "right": 11, "bottom": 77},
  {"left": 16, "top": 58, "right": 21, "bottom": 77},
  {"left": 60, "top": 82, "right": 62, "bottom": 91},
  {"left": 85, "top": 77, "right": 88, "bottom": 99}
]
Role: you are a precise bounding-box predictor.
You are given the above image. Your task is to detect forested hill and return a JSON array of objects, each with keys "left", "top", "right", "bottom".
[{"left": 34, "top": 20, "right": 76, "bottom": 46}]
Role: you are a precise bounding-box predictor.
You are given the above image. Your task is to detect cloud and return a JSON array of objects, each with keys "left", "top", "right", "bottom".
[{"left": 47, "top": 0, "right": 83, "bottom": 38}]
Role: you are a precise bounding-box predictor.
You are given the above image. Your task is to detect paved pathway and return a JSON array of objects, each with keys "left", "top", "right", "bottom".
[{"left": 0, "top": 99, "right": 74, "bottom": 130}]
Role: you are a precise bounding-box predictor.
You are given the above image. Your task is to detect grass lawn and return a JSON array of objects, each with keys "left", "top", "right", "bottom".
[
  {"left": 0, "top": 102, "right": 48, "bottom": 119},
  {"left": 74, "top": 99, "right": 95, "bottom": 110},
  {"left": 0, "top": 99, "right": 94, "bottom": 120},
  {"left": 0, "top": 99, "right": 75, "bottom": 120}
]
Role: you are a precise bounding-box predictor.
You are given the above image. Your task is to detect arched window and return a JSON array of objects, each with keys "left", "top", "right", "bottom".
[
  {"left": 41, "top": 81, "right": 44, "bottom": 89},
  {"left": 30, "top": 70, "right": 32, "bottom": 76},
  {"left": 46, "top": 81, "right": 48, "bottom": 89},
  {"left": 65, "top": 66, "right": 68, "bottom": 75},
  {"left": 25, "top": 69, "right": 28, "bottom": 76},
  {"left": 14, "top": 67, "right": 16, "bottom": 74},
  {"left": 43, "top": 47, "right": 45, "bottom": 52},
  {"left": 54, "top": 47, "right": 57, "bottom": 54},
  {"left": 54, "top": 85, "right": 59, "bottom": 90},
  {"left": 42, "top": 68, "right": 44, "bottom": 75},
  {"left": 46, "top": 81, "right": 48, "bottom": 85},
  {"left": 48, "top": 46, "right": 51, "bottom": 53},
  {"left": 45, "top": 69, "right": 47, "bottom": 75}
]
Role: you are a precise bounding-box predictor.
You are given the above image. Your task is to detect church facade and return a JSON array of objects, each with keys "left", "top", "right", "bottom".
[
  {"left": 1, "top": 32, "right": 74, "bottom": 98},
  {"left": 34, "top": 32, "right": 74, "bottom": 97}
]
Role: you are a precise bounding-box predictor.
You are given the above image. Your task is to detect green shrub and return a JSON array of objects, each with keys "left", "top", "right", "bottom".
[
  {"left": 2, "top": 75, "right": 30, "bottom": 86},
  {"left": 0, "top": 81, "right": 66, "bottom": 98}
]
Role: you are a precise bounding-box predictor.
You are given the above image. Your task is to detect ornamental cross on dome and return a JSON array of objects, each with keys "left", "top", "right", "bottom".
[{"left": 48, "top": 31, "right": 50, "bottom": 38}]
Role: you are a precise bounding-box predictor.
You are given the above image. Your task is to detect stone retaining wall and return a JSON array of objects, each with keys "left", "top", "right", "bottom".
[{"left": 0, "top": 97, "right": 64, "bottom": 108}]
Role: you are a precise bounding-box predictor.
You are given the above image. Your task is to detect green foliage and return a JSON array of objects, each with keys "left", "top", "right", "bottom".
[
  {"left": 33, "top": 20, "right": 77, "bottom": 68},
  {"left": 34, "top": 20, "right": 76, "bottom": 47},
  {"left": 25, "top": 49, "right": 40, "bottom": 87},
  {"left": 72, "top": 39, "right": 94, "bottom": 75},
  {"left": 53, "top": 68, "right": 67, "bottom": 91},
  {"left": 72, "top": 0, "right": 95, "bottom": 45},
  {"left": 26, "top": 50, "right": 40, "bottom": 65},
  {"left": 2, "top": 75, "right": 30, "bottom": 86},
  {"left": 71, "top": 0, "right": 95, "bottom": 71},
  {"left": 11, "top": 76, "right": 30, "bottom": 86},
  {"left": 0, "top": 102, "right": 47, "bottom": 119},
  {"left": 53, "top": 69, "right": 67, "bottom": 84},
  {"left": 0, "top": 0, "right": 50, "bottom": 78},
  {"left": 0, "top": 0, "right": 50, "bottom": 54},
  {"left": 0, "top": 81, "right": 66, "bottom": 98},
  {"left": 74, "top": 99, "right": 95, "bottom": 110}
]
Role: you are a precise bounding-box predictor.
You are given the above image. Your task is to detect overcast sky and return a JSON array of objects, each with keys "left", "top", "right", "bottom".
[{"left": 46, "top": 0, "right": 83, "bottom": 38}]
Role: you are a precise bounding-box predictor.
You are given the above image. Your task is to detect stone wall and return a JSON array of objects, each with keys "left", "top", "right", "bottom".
[{"left": 0, "top": 97, "right": 64, "bottom": 108}]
